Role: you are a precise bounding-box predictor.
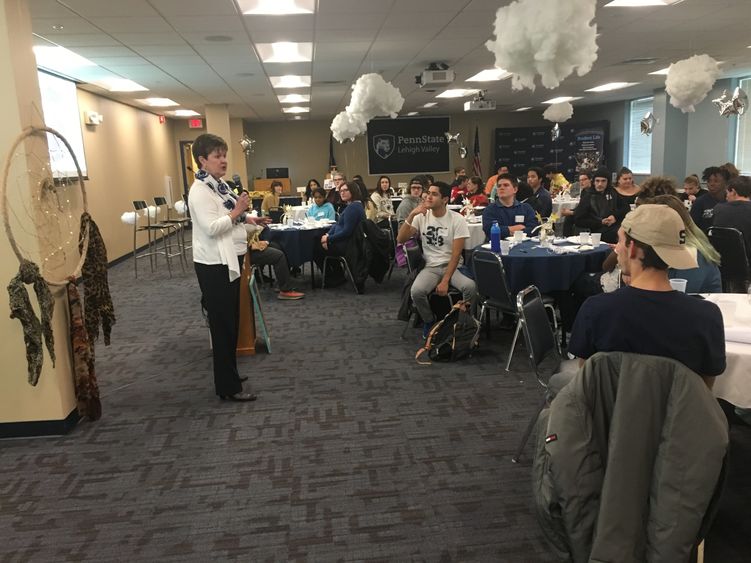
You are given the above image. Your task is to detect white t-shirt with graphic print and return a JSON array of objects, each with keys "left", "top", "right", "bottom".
[{"left": 410, "top": 209, "right": 469, "bottom": 268}]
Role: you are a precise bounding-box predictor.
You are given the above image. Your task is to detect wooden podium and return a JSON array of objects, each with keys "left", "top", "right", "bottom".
[{"left": 236, "top": 253, "right": 256, "bottom": 356}]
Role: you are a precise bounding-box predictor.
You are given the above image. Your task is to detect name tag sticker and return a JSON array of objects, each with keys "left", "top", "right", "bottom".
[{"left": 515, "top": 215, "right": 524, "bottom": 223}]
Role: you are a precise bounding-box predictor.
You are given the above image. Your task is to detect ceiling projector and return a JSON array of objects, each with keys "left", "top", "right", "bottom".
[{"left": 464, "top": 99, "right": 496, "bottom": 111}]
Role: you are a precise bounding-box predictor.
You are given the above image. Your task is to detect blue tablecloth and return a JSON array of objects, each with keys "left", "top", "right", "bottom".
[
  {"left": 497, "top": 240, "right": 611, "bottom": 293},
  {"left": 260, "top": 225, "right": 330, "bottom": 267}
]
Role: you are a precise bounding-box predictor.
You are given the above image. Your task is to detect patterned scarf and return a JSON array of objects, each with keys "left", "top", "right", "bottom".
[
  {"left": 195, "top": 169, "right": 247, "bottom": 224},
  {"left": 66, "top": 277, "right": 101, "bottom": 420}
]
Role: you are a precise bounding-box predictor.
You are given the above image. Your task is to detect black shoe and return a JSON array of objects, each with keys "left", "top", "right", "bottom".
[
  {"left": 219, "top": 392, "right": 257, "bottom": 402},
  {"left": 239, "top": 376, "right": 248, "bottom": 382}
]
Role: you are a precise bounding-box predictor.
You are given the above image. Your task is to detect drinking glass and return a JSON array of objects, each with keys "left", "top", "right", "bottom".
[
  {"left": 590, "top": 232, "right": 602, "bottom": 245},
  {"left": 579, "top": 229, "right": 591, "bottom": 244}
]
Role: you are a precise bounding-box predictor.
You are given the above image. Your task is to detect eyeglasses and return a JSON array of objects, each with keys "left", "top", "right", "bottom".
[{"left": 339, "top": 187, "right": 349, "bottom": 192}]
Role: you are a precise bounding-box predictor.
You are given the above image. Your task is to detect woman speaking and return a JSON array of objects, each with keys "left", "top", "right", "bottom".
[{"left": 188, "top": 133, "right": 269, "bottom": 402}]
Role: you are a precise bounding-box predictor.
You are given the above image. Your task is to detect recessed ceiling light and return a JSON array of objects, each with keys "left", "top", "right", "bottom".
[
  {"left": 293, "top": 115, "right": 303, "bottom": 120},
  {"left": 270, "top": 75, "right": 311, "bottom": 89},
  {"left": 585, "top": 82, "right": 638, "bottom": 92},
  {"left": 277, "top": 93, "right": 310, "bottom": 103},
  {"left": 205, "top": 35, "right": 233, "bottom": 42},
  {"left": 420, "top": 102, "right": 437, "bottom": 108},
  {"left": 542, "top": 96, "right": 582, "bottom": 104},
  {"left": 171, "top": 109, "right": 200, "bottom": 117},
  {"left": 406, "top": 111, "right": 419, "bottom": 116},
  {"left": 605, "top": 0, "right": 684, "bottom": 6},
  {"left": 514, "top": 107, "right": 532, "bottom": 112},
  {"left": 51, "top": 24, "right": 64, "bottom": 31},
  {"left": 466, "top": 68, "right": 511, "bottom": 82},
  {"left": 436, "top": 89, "right": 479, "bottom": 99},
  {"left": 93, "top": 77, "right": 148, "bottom": 92},
  {"left": 649, "top": 67, "right": 670, "bottom": 75},
  {"left": 282, "top": 106, "right": 309, "bottom": 113},
  {"left": 33, "top": 45, "right": 96, "bottom": 70},
  {"left": 238, "top": 0, "right": 315, "bottom": 15},
  {"left": 256, "top": 42, "right": 312, "bottom": 63},
  {"left": 136, "top": 97, "right": 179, "bottom": 107}
]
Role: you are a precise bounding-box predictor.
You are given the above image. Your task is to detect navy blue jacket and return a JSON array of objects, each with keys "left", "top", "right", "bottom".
[
  {"left": 327, "top": 201, "right": 365, "bottom": 242},
  {"left": 690, "top": 192, "right": 725, "bottom": 233},
  {"left": 527, "top": 187, "right": 553, "bottom": 218},
  {"left": 482, "top": 200, "right": 539, "bottom": 239}
]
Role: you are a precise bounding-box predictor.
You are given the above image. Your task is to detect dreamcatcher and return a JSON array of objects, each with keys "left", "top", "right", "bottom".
[{"left": 1, "top": 125, "right": 110, "bottom": 420}]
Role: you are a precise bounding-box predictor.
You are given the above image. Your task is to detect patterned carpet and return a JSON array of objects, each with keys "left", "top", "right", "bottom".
[{"left": 1, "top": 247, "right": 749, "bottom": 562}]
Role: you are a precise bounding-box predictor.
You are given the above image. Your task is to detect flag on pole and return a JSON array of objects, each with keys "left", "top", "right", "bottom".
[
  {"left": 328, "top": 133, "right": 337, "bottom": 169},
  {"left": 472, "top": 126, "right": 482, "bottom": 178}
]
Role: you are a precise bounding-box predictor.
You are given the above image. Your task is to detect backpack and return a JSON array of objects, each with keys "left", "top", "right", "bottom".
[{"left": 416, "top": 300, "right": 480, "bottom": 364}]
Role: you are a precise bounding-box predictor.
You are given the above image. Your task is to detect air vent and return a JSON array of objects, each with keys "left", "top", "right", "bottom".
[
  {"left": 620, "top": 57, "right": 658, "bottom": 65},
  {"left": 313, "top": 80, "right": 345, "bottom": 85},
  {"left": 205, "top": 35, "right": 233, "bottom": 42}
]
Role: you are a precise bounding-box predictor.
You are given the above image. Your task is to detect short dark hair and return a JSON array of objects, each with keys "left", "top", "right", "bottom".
[
  {"left": 431, "top": 181, "right": 451, "bottom": 200},
  {"left": 496, "top": 162, "right": 510, "bottom": 172},
  {"left": 270, "top": 180, "right": 283, "bottom": 190},
  {"left": 624, "top": 233, "right": 669, "bottom": 271},
  {"left": 728, "top": 175, "right": 751, "bottom": 198},
  {"left": 376, "top": 175, "right": 391, "bottom": 195},
  {"left": 410, "top": 175, "right": 428, "bottom": 189},
  {"left": 616, "top": 167, "right": 633, "bottom": 184},
  {"left": 343, "top": 181, "right": 363, "bottom": 202},
  {"left": 192, "top": 133, "right": 227, "bottom": 168},
  {"left": 311, "top": 187, "right": 326, "bottom": 198},
  {"left": 497, "top": 173, "right": 518, "bottom": 187},
  {"left": 468, "top": 176, "right": 483, "bottom": 192},
  {"left": 306, "top": 178, "right": 321, "bottom": 189},
  {"left": 578, "top": 170, "right": 593, "bottom": 180},
  {"left": 702, "top": 166, "right": 730, "bottom": 183},
  {"left": 527, "top": 166, "right": 543, "bottom": 180},
  {"left": 454, "top": 166, "right": 465, "bottom": 175},
  {"left": 456, "top": 174, "right": 468, "bottom": 184},
  {"left": 425, "top": 174, "right": 435, "bottom": 184}
]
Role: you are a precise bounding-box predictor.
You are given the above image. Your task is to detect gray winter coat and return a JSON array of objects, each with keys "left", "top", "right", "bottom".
[{"left": 533, "top": 352, "right": 728, "bottom": 563}]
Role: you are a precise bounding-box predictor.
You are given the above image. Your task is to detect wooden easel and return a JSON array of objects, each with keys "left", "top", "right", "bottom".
[{"left": 236, "top": 253, "right": 256, "bottom": 355}]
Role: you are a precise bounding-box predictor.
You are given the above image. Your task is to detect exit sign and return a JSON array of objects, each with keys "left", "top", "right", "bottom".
[{"left": 188, "top": 118, "right": 204, "bottom": 129}]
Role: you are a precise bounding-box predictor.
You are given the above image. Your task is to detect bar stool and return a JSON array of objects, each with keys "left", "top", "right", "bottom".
[
  {"left": 154, "top": 196, "right": 190, "bottom": 268},
  {"left": 132, "top": 200, "right": 181, "bottom": 278}
]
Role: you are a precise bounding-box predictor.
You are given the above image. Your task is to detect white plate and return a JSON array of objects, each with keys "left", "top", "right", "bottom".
[{"left": 505, "top": 235, "right": 528, "bottom": 241}]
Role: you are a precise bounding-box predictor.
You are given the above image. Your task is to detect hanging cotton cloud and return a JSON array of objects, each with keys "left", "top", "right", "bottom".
[
  {"left": 174, "top": 200, "right": 186, "bottom": 215},
  {"left": 330, "top": 73, "right": 404, "bottom": 143},
  {"left": 543, "top": 102, "right": 574, "bottom": 123},
  {"left": 485, "top": 0, "right": 598, "bottom": 91},
  {"left": 120, "top": 211, "right": 137, "bottom": 225},
  {"left": 665, "top": 54, "right": 721, "bottom": 113}
]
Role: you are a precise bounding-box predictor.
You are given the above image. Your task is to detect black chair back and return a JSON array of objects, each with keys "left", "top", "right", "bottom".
[
  {"left": 154, "top": 196, "right": 168, "bottom": 206},
  {"left": 472, "top": 249, "right": 516, "bottom": 313},
  {"left": 708, "top": 226, "right": 750, "bottom": 292},
  {"left": 404, "top": 243, "right": 424, "bottom": 273},
  {"left": 133, "top": 200, "right": 147, "bottom": 211},
  {"left": 517, "top": 285, "right": 560, "bottom": 385},
  {"left": 268, "top": 208, "right": 284, "bottom": 224}
]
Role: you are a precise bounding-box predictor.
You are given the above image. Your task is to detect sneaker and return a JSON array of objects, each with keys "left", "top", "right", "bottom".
[
  {"left": 422, "top": 321, "right": 434, "bottom": 340},
  {"left": 278, "top": 290, "right": 304, "bottom": 300}
]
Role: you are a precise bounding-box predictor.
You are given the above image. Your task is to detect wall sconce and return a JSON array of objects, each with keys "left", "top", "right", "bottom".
[{"left": 84, "top": 111, "right": 103, "bottom": 125}]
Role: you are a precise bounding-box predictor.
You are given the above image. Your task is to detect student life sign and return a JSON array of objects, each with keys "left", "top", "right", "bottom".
[{"left": 367, "top": 116, "right": 450, "bottom": 174}]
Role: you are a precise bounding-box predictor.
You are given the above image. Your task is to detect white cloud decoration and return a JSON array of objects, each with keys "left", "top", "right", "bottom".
[
  {"left": 665, "top": 54, "right": 721, "bottom": 113},
  {"left": 543, "top": 102, "right": 574, "bottom": 123}
]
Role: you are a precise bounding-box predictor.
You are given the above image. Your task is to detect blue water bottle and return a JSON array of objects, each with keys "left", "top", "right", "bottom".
[{"left": 490, "top": 221, "right": 501, "bottom": 253}]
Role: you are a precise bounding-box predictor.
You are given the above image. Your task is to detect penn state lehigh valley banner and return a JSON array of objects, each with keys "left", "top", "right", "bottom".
[{"left": 367, "top": 117, "right": 450, "bottom": 175}]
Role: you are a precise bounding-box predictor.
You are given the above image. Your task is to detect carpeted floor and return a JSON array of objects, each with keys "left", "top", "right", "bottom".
[{"left": 1, "top": 249, "right": 749, "bottom": 562}]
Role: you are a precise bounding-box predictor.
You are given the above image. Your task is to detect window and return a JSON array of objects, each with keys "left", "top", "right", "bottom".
[
  {"left": 735, "top": 77, "right": 751, "bottom": 174},
  {"left": 627, "top": 97, "right": 653, "bottom": 174}
]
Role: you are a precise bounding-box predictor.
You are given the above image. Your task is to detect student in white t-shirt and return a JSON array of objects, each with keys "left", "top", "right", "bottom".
[{"left": 397, "top": 181, "right": 476, "bottom": 337}]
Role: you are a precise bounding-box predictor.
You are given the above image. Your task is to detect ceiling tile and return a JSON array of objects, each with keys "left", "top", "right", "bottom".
[{"left": 88, "top": 17, "right": 174, "bottom": 34}]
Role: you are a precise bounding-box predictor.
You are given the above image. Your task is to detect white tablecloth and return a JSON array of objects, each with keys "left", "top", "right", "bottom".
[
  {"left": 464, "top": 221, "right": 485, "bottom": 250},
  {"left": 289, "top": 205, "right": 309, "bottom": 221},
  {"left": 705, "top": 293, "right": 751, "bottom": 408}
]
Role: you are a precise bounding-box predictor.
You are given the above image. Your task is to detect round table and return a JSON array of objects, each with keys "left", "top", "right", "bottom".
[
  {"left": 261, "top": 224, "right": 331, "bottom": 267},
  {"left": 497, "top": 239, "right": 611, "bottom": 294}
]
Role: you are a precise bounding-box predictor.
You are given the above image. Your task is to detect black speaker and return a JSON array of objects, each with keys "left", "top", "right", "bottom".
[{"left": 266, "top": 167, "right": 289, "bottom": 178}]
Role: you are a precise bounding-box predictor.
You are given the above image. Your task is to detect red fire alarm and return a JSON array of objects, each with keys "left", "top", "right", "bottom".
[
  {"left": 158, "top": 115, "right": 166, "bottom": 124},
  {"left": 188, "top": 118, "right": 204, "bottom": 129}
]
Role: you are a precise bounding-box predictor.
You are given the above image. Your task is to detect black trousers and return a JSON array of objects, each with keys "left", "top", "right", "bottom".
[{"left": 194, "top": 256, "right": 244, "bottom": 396}]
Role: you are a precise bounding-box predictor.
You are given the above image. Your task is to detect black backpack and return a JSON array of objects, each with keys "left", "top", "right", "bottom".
[{"left": 416, "top": 301, "right": 480, "bottom": 364}]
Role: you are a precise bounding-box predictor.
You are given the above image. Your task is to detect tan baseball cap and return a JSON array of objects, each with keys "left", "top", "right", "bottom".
[{"left": 621, "top": 204, "right": 698, "bottom": 269}]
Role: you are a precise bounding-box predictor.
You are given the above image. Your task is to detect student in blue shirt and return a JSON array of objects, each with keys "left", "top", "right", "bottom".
[
  {"left": 481, "top": 173, "right": 538, "bottom": 239},
  {"left": 306, "top": 187, "right": 335, "bottom": 220}
]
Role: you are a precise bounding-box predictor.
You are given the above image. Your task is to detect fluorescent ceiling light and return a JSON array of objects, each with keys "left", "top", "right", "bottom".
[
  {"left": 277, "top": 93, "right": 310, "bottom": 103},
  {"left": 33, "top": 45, "right": 96, "bottom": 71},
  {"left": 256, "top": 42, "right": 312, "bottom": 63},
  {"left": 466, "top": 68, "right": 511, "bottom": 82},
  {"left": 92, "top": 77, "right": 148, "bottom": 92},
  {"left": 585, "top": 82, "right": 638, "bottom": 92},
  {"left": 406, "top": 112, "right": 419, "bottom": 116},
  {"left": 436, "top": 89, "right": 479, "bottom": 99},
  {"left": 514, "top": 107, "right": 532, "bottom": 112},
  {"left": 282, "top": 106, "right": 309, "bottom": 113},
  {"left": 542, "top": 96, "right": 582, "bottom": 104},
  {"left": 420, "top": 102, "right": 437, "bottom": 108},
  {"left": 137, "top": 97, "right": 179, "bottom": 107},
  {"left": 649, "top": 67, "right": 670, "bottom": 75},
  {"left": 270, "top": 75, "right": 311, "bottom": 88},
  {"left": 604, "top": 0, "right": 684, "bottom": 6},
  {"left": 171, "top": 109, "right": 200, "bottom": 117},
  {"left": 238, "top": 0, "right": 314, "bottom": 14}
]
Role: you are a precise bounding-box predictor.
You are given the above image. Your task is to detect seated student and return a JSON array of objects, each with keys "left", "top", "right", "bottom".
[
  {"left": 566, "top": 204, "right": 726, "bottom": 391},
  {"left": 326, "top": 172, "right": 346, "bottom": 209},
  {"left": 484, "top": 163, "right": 510, "bottom": 195},
  {"left": 464, "top": 176, "right": 489, "bottom": 208},
  {"left": 678, "top": 174, "right": 706, "bottom": 203},
  {"left": 690, "top": 166, "right": 730, "bottom": 232},
  {"left": 261, "top": 180, "right": 283, "bottom": 216},
  {"left": 304, "top": 178, "right": 321, "bottom": 201},
  {"left": 371, "top": 175, "right": 395, "bottom": 224},
  {"left": 482, "top": 173, "right": 538, "bottom": 239},
  {"left": 306, "top": 187, "right": 335, "bottom": 221},
  {"left": 397, "top": 181, "right": 476, "bottom": 338},
  {"left": 711, "top": 175, "right": 751, "bottom": 265},
  {"left": 396, "top": 176, "right": 427, "bottom": 226},
  {"left": 526, "top": 166, "right": 553, "bottom": 218},
  {"left": 314, "top": 181, "right": 366, "bottom": 281},
  {"left": 450, "top": 175, "right": 469, "bottom": 204},
  {"left": 247, "top": 229, "right": 304, "bottom": 300},
  {"left": 573, "top": 168, "right": 628, "bottom": 244}
]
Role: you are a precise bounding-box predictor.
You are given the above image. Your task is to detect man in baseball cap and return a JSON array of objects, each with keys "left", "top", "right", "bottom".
[{"left": 564, "top": 203, "right": 726, "bottom": 389}]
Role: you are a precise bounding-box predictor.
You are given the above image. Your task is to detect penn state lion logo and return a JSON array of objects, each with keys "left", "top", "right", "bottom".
[{"left": 373, "top": 134, "right": 395, "bottom": 159}]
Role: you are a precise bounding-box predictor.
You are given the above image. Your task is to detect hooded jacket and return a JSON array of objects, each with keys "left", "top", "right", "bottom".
[{"left": 533, "top": 352, "right": 728, "bottom": 563}]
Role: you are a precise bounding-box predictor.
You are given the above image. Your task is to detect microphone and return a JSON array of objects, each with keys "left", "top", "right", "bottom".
[{"left": 232, "top": 174, "right": 244, "bottom": 193}]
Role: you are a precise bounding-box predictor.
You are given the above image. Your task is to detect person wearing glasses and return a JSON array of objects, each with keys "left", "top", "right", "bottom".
[{"left": 327, "top": 173, "right": 347, "bottom": 209}]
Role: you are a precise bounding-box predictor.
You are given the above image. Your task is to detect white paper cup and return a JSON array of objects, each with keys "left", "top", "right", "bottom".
[
  {"left": 590, "top": 232, "right": 601, "bottom": 245},
  {"left": 669, "top": 278, "right": 688, "bottom": 293},
  {"left": 501, "top": 240, "right": 511, "bottom": 255},
  {"left": 513, "top": 231, "right": 525, "bottom": 241},
  {"left": 579, "top": 232, "right": 590, "bottom": 244}
]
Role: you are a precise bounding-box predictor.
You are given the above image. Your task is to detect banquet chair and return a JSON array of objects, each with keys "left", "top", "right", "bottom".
[
  {"left": 153, "top": 196, "right": 189, "bottom": 268},
  {"left": 511, "top": 285, "right": 578, "bottom": 463},
  {"left": 472, "top": 250, "right": 557, "bottom": 371},
  {"left": 132, "top": 200, "right": 183, "bottom": 278},
  {"left": 268, "top": 208, "right": 284, "bottom": 224},
  {"left": 708, "top": 226, "right": 750, "bottom": 293}
]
